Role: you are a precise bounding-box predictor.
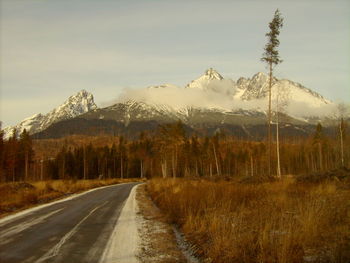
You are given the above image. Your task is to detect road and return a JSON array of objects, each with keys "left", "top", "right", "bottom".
[{"left": 0, "top": 182, "right": 140, "bottom": 263}]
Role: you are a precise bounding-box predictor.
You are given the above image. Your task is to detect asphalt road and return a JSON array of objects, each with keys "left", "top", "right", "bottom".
[{"left": 0, "top": 182, "right": 139, "bottom": 263}]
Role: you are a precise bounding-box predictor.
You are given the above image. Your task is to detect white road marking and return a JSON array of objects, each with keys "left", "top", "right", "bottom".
[
  {"left": 0, "top": 208, "right": 64, "bottom": 246},
  {"left": 99, "top": 184, "right": 141, "bottom": 263},
  {"left": 0, "top": 183, "right": 130, "bottom": 226},
  {"left": 35, "top": 201, "right": 109, "bottom": 263}
]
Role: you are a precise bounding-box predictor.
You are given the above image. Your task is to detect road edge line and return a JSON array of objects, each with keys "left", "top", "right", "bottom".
[{"left": 0, "top": 182, "right": 133, "bottom": 225}]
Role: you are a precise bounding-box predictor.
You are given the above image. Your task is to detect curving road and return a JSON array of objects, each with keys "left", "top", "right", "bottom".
[{"left": 0, "top": 182, "right": 140, "bottom": 263}]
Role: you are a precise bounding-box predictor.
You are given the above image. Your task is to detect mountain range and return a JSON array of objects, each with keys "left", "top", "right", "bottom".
[
  {"left": 2, "top": 69, "right": 341, "bottom": 139},
  {"left": 2, "top": 90, "right": 97, "bottom": 139}
]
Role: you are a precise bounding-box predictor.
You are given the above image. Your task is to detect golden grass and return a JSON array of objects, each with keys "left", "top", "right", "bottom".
[
  {"left": 147, "top": 178, "right": 350, "bottom": 263},
  {"left": 0, "top": 178, "right": 144, "bottom": 217},
  {"left": 136, "top": 184, "right": 186, "bottom": 263}
]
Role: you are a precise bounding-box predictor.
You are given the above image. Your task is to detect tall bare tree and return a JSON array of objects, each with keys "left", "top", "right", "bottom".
[
  {"left": 274, "top": 84, "right": 290, "bottom": 177},
  {"left": 261, "top": 9, "right": 283, "bottom": 176},
  {"left": 313, "top": 123, "right": 324, "bottom": 171},
  {"left": 337, "top": 103, "right": 348, "bottom": 167}
]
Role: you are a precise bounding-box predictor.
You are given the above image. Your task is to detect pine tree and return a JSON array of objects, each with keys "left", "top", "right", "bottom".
[
  {"left": 261, "top": 9, "right": 283, "bottom": 176},
  {"left": 19, "top": 129, "right": 33, "bottom": 181}
]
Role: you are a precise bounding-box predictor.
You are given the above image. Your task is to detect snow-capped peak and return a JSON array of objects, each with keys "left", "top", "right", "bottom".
[
  {"left": 186, "top": 68, "right": 225, "bottom": 90},
  {"left": 2, "top": 90, "right": 97, "bottom": 139},
  {"left": 52, "top": 89, "right": 97, "bottom": 117},
  {"left": 204, "top": 68, "right": 224, "bottom": 80}
]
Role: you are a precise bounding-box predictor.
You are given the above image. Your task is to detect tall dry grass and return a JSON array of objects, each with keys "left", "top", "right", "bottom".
[
  {"left": 147, "top": 178, "right": 350, "bottom": 263},
  {"left": 0, "top": 178, "right": 142, "bottom": 216}
]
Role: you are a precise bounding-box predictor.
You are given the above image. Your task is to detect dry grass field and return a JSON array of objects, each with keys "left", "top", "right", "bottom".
[
  {"left": 0, "top": 178, "right": 143, "bottom": 217},
  {"left": 147, "top": 176, "right": 350, "bottom": 263}
]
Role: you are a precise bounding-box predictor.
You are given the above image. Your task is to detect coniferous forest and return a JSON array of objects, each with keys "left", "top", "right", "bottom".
[{"left": 0, "top": 121, "right": 348, "bottom": 183}]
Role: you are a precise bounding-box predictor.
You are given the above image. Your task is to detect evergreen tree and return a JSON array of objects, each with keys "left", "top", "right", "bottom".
[
  {"left": 7, "top": 129, "right": 19, "bottom": 182},
  {"left": 19, "top": 129, "right": 33, "bottom": 181},
  {"left": 261, "top": 9, "right": 283, "bottom": 176}
]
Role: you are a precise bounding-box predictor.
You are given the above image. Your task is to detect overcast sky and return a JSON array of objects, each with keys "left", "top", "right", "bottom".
[{"left": 1, "top": 0, "right": 349, "bottom": 127}]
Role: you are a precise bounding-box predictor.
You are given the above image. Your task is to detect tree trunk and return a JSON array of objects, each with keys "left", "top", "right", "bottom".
[
  {"left": 140, "top": 159, "right": 143, "bottom": 178},
  {"left": 113, "top": 158, "right": 116, "bottom": 178},
  {"left": 213, "top": 143, "right": 220, "bottom": 176},
  {"left": 340, "top": 120, "right": 344, "bottom": 166},
  {"left": 12, "top": 155, "right": 16, "bottom": 182},
  {"left": 276, "top": 96, "right": 281, "bottom": 178},
  {"left": 120, "top": 152, "right": 124, "bottom": 179},
  {"left": 250, "top": 154, "right": 254, "bottom": 177},
  {"left": 161, "top": 159, "right": 167, "bottom": 178},
  {"left": 318, "top": 143, "right": 323, "bottom": 171},
  {"left": 83, "top": 147, "right": 87, "bottom": 180},
  {"left": 151, "top": 159, "right": 153, "bottom": 177},
  {"left": 62, "top": 158, "right": 65, "bottom": 179},
  {"left": 25, "top": 152, "right": 29, "bottom": 182},
  {"left": 172, "top": 149, "right": 176, "bottom": 178},
  {"left": 268, "top": 62, "right": 273, "bottom": 177},
  {"left": 40, "top": 159, "right": 44, "bottom": 181}
]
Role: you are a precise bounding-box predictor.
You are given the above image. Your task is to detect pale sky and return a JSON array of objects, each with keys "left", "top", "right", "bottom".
[{"left": 1, "top": 0, "right": 349, "bottom": 127}]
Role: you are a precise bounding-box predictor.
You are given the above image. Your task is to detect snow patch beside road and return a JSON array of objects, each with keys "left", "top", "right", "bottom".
[{"left": 100, "top": 184, "right": 141, "bottom": 263}]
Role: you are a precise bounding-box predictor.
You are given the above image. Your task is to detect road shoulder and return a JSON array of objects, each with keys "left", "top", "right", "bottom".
[
  {"left": 136, "top": 184, "right": 187, "bottom": 263},
  {"left": 100, "top": 184, "right": 141, "bottom": 263}
]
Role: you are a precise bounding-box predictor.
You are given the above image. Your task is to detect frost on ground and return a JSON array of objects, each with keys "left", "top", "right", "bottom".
[
  {"left": 100, "top": 185, "right": 141, "bottom": 263},
  {"left": 173, "top": 226, "right": 200, "bottom": 263},
  {"left": 100, "top": 183, "right": 199, "bottom": 263},
  {"left": 136, "top": 184, "right": 189, "bottom": 263}
]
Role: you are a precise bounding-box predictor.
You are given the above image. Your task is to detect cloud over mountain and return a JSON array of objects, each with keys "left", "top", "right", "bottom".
[{"left": 115, "top": 68, "right": 339, "bottom": 119}]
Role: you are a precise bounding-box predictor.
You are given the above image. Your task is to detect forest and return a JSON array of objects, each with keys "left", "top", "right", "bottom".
[{"left": 0, "top": 120, "right": 348, "bottom": 183}]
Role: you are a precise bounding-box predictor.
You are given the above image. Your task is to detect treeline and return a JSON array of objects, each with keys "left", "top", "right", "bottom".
[
  {"left": 0, "top": 129, "right": 33, "bottom": 182},
  {"left": 0, "top": 121, "right": 349, "bottom": 182}
]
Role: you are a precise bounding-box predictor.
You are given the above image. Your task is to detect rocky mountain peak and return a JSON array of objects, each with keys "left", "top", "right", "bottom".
[
  {"left": 186, "top": 68, "right": 225, "bottom": 90},
  {"left": 2, "top": 90, "right": 97, "bottom": 139},
  {"left": 204, "top": 68, "right": 224, "bottom": 80}
]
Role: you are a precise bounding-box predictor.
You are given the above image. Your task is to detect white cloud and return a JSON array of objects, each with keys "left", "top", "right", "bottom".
[{"left": 113, "top": 78, "right": 345, "bottom": 119}]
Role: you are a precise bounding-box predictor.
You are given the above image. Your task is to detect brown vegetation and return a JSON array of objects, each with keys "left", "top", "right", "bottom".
[
  {"left": 136, "top": 184, "right": 187, "bottom": 263},
  {"left": 0, "top": 178, "right": 142, "bottom": 217},
  {"left": 147, "top": 175, "right": 350, "bottom": 263}
]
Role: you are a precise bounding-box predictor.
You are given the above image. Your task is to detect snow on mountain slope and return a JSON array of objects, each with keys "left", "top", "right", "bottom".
[
  {"left": 274, "top": 79, "right": 331, "bottom": 107},
  {"left": 115, "top": 68, "right": 336, "bottom": 122},
  {"left": 3, "top": 90, "right": 97, "bottom": 139},
  {"left": 3, "top": 69, "right": 339, "bottom": 139},
  {"left": 235, "top": 72, "right": 334, "bottom": 118},
  {"left": 186, "top": 68, "right": 229, "bottom": 91},
  {"left": 239, "top": 72, "right": 330, "bottom": 106},
  {"left": 240, "top": 72, "right": 274, "bottom": 100}
]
